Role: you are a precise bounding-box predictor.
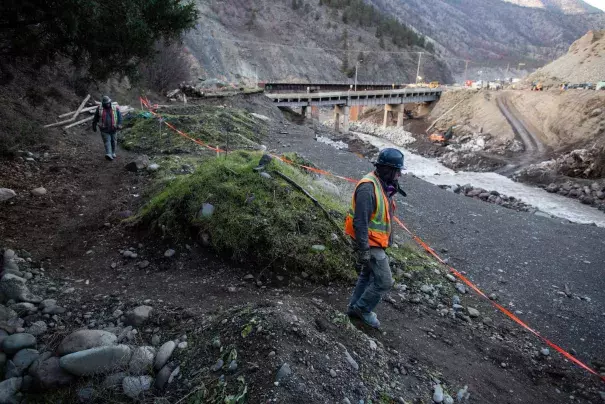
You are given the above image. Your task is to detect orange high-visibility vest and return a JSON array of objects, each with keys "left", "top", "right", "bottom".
[{"left": 344, "top": 172, "right": 394, "bottom": 248}]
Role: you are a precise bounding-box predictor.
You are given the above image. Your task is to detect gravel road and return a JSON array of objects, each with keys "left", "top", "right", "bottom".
[{"left": 268, "top": 118, "right": 605, "bottom": 368}]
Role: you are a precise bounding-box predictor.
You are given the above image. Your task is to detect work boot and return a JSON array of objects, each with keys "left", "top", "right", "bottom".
[
  {"left": 105, "top": 154, "right": 113, "bottom": 161},
  {"left": 348, "top": 306, "right": 381, "bottom": 329}
]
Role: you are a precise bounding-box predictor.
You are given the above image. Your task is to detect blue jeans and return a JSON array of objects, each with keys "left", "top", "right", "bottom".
[
  {"left": 349, "top": 248, "right": 394, "bottom": 313},
  {"left": 101, "top": 132, "right": 117, "bottom": 156}
]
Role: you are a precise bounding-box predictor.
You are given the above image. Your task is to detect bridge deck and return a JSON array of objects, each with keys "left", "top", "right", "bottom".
[{"left": 266, "top": 88, "right": 442, "bottom": 107}]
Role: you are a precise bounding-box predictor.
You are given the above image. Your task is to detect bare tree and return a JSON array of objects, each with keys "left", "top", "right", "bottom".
[{"left": 139, "top": 42, "right": 192, "bottom": 92}]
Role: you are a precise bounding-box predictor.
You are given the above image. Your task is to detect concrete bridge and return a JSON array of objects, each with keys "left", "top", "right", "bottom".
[
  {"left": 265, "top": 87, "right": 443, "bottom": 133},
  {"left": 262, "top": 81, "right": 408, "bottom": 93}
]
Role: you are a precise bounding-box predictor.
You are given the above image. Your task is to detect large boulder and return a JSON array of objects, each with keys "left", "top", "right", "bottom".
[
  {"left": 11, "top": 349, "right": 39, "bottom": 375},
  {"left": 57, "top": 330, "right": 117, "bottom": 356},
  {"left": 128, "top": 346, "right": 155, "bottom": 375},
  {"left": 123, "top": 375, "right": 153, "bottom": 399},
  {"left": 59, "top": 345, "right": 132, "bottom": 376},
  {"left": 125, "top": 155, "right": 151, "bottom": 172},
  {"left": 2, "top": 333, "right": 36, "bottom": 356},
  {"left": 154, "top": 341, "right": 176, "bottom": 371},
  {"left": 0, "top": 274, "right": 42, "bottom": 304},
  {"left": 0, "top": 306, "right": 18, "bottom": 323},
  {"left": 29, "top": 356, "right": 74, "bottom": 389},
  {"left": 125, "top": 305, "right": 153, "bottom": 327},
  {"left": 0, "top": 189, "right": 16, "bottom": 202},
  {"left": 0, "top": 377, "right": 22, "bottom": 403}
]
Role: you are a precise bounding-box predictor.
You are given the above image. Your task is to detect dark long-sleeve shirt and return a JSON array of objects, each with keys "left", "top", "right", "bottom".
[{"left": 353, "top": 180, "right": 394, "bottom": 251}]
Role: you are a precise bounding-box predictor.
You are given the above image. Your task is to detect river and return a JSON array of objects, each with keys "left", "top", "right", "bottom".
[{"left": 353, "top": 132, "right": 605, "bottom": 227}]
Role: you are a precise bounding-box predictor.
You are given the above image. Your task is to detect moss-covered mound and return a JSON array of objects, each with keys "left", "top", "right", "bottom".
[
  {"left": 137, "top": 151, "right": 357, "bottom": 280},
  {"left": 121, "top": 105, "right": 267, "bottom": 154}
]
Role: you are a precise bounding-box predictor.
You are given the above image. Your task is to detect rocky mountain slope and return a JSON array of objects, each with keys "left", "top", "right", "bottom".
[
  {"left": 501, "top": 0, "right": 602, "bottom": 14},
  {"left": 528, "top": 29, "right": 605, "bottom": 83},
  {"left": 185, "top": 0, "right": 452, "bottom": 84},
  {"left": 360, "top": 0, "right": 605, "bottom": 75}
]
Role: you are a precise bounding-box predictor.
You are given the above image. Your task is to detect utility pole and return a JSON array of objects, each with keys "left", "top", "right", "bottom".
[
  {"left": 354, "top": 59, "right": 363, "bottom": 91},
  {"left": 505, "top": 63, "right": 510, "bottom": 76},
  {"left": 416, "top": 52, "right": 423, "bottom": 84},
  {"left": 463, "top": 59, "right": 470, "bottom": 83}
]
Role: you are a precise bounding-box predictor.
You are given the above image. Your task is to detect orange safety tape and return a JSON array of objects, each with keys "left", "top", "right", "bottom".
[{"left": 138, "top": 96, "right": 605, "bottom": 383}]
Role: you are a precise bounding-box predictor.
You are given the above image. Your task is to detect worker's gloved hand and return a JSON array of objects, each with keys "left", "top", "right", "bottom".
[{"left": 357, "top": 249, "right": 371, "bottom": 271}]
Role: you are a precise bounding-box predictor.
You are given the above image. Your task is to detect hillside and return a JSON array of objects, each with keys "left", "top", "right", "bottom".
[
  {"left": 501, "top": 0, "right": 602, "bottom": 14},
  {"left": 185, "top": 0, "right": 453, "bottom": 84},
  {"left": 367, "top": 0, "right": 605, "bottom": 75},
  {"left": 528, "top": 29, "right": 605, "bottom": 83}
]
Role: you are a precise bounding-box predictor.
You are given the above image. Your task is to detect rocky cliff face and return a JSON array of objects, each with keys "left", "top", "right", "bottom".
[
  {"left": 501, "top": 0, "right": 601, "bottom": 14},
  {"left": 367, "top": 0, "right": 605, "bottom": 73},
  {"left": 184, "top": 0, "right": 453, "bottom": 84}
]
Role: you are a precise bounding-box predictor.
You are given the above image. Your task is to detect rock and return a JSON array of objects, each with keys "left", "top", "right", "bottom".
[
  {"left": 590, "top": 108, "right": 602, "bottom": 117},
  {"left": 29, "top": 355, "right": 73, "bottom": 389},
  {"left": 138, "top": 260, "right": 150, "bottom": 269},
  {"left": 228, "top": 360, "right": 237, "bottom": 372},
  {"left": 125, "top": 155, "right": 150, "bottom": 172},
  {"left": 0, "top": 378, "right": 22, "bottom": 403},
  {"left": 276, "top": 363, "right": 292, "bottom": 381},
  {"left": 10, "top": 303, "right": 36, "bottom": 315},
  {"left": 57, "top": 330, "right": 117, "bottom": 356},
  {"left": 369, "top": 340, "right": 377, "bottom": 351},
  {"left": 243, "top": 274, "right": 254, "bottom": 281},
  {"left": 5, "top": 360, "right": 20, "bottom": 379},
  {"left": 483, "top": 317, "right": 493, "bottom": 326},
  {"left": 151, "top": 335, "right": 161, "bottom": 346},
  {"left": 26, "top": 321, "right": 47, "bottom": 336},
  {"left": 467, "top": 307, "right": 480, "bottom": 318},
  {"left": 129, "top": 346, "right": 156, "bottom": 375},
  {"left": 344, "top": 351, "right": 359, "bottom": 371},
  {"left": 12, "top": 348, "right": 39, "bottom": 375},
  {"left": 147, "top": 163, "right": 160, "bottom": 171},
  {"left": 452, "top": 295, "right": 461, "bottom": 305},
  {"left": 59, "top": 345, "right": 132, "bottom": 376},
  {"left": 0, "top": 189, "right": 17, "bottom": 202},
  {"left": 445, "top": 274, "right": 456, "bottom": 282},
  {"left": 540, "top": 348, "right": 550, "bottom": 357},
  {"left": 260, "top": 172, "right": 272, "bottom": 179},
  {"left": 433, "top": 384, "right": 444, "bottom": 403},
  {"left": 443, "top": 394, "right": 454, "bottom": 404},
  {"left": 77, "top": 387, "right": 94, "bottom": 402},
  {"left": 177, "top": 341, "right": 187, "bottom": 349},
  {"left": 452, "top": 304, "right": 464, "bottom": 311},
  {"left": 0, "top": 275, "right": 42, "bottom": 304},
  {"left": 154, "top": 341, "right": 176, "bottom": 370},
  {"left": 580, "top": 195, "right": 594, "bottom": 205},
  {"left": 211, "top": 358, "right": 224, "bottom": 372},
  {"left": 155, "top": 365, "right": 172, "bottom": 390},
  {"left": 102, "top": 372, "right": 127, "bottom": 392},
  {"left": 478, "top": 192, "right": 490, "bottom": 200},
  {"left": 199, "top": 203, "right": 215, "bottom": 218},
  {"left": 122, "top": 375, "right": 153, "bottom": 399},
  {"left": 164, "top": 249, "right": 176, "bottom": 258},
  {"left": 330, "top": 369, "right": 337, "bottom": 378},
  {"left": 31, "top": 187, "right": 47, "bottom": 196},
  {"left": 2, "top": 333, "right": 36, "bottom": 356},
  {"left": 421, "top": 284, "right": 434, "bottom": 293},
  {"left": 545, "top": 183, "right": 559, "bottom": 193},
  {"left": 457, "top": 385, "right": 469, "bottom": 402},
  {"left": 311, "top": 245, "right": 326, "bottom": 252},
  {"left": 0, "top": 305, "right": 18, "bottom": 322},
  {"left": 122, "top": 250, "right": 137, "bottom": 259},
  {"left": 455, "top": 283, "right": 467, "bottom": 294},
  {"left": 125, "top": 305, "right": 153, "bottom": 327}
]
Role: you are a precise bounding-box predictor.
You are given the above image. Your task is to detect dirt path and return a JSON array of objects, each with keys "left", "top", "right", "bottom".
[{"left": 496, "top": 93, "right": 548, "bottom": 176}]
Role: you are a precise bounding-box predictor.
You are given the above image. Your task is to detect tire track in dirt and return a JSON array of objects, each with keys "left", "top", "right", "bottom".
[{"left": 496, "top": 93, "right": 548, "bottom": 176}]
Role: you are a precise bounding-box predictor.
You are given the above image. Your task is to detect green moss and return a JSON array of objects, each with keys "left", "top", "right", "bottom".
[
  {"left": 136, "top": 151, "right": 357, "bottom": 280},
  {"left": 120, "top": 106, "right": 267, "bottom": 154}
]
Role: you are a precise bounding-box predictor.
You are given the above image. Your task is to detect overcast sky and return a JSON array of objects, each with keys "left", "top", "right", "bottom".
[{"left": 584, "top": 0, "right": 605, "bottom": 11}]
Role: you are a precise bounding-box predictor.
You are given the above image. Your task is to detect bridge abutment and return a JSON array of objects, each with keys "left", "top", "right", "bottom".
[{"left": 383, "top": 104, "right": 405, "bottom": 128}]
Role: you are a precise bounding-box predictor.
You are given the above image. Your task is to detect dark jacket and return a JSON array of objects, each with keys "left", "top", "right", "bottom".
[
  {"left": 353, "top": 178, "right": 395, "bottom": 251},
  {"left": 92, "top": 105, "right": 122, "bottom": 134}
]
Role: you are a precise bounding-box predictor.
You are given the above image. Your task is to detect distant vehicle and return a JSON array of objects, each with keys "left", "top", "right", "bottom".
[
  {"left": 429, "top": 81, "right": 440, "bottom": 88},
  {"left": 472, "top": 80, "right": 484, "bottom": 89},
  {"left": 465, "top": 80, "right": 473, "bottom": 87},
  {"left": 597, "top": 81, "right": 605, "bottom": 91},
  {"left": 531, "top": 82, "right": 543, "bottom": 91}
]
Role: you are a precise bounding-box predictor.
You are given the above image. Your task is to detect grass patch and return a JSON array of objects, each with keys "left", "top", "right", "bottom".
[
  {"left": 136, "top": 151, "right": 356, "bottom": 280},
  {"left": 120, "top": 105, "right": 267, "bottom": 155}
]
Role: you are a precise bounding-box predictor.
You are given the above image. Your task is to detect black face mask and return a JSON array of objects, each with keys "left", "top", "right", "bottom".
[{"left": 375, "top": 165, "right": 400, "bottom": 185}]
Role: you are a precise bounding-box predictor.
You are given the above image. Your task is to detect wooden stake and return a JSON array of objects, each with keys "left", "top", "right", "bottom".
[
  {"left": 64, "top": 116, "right": 94, "bottom": 129},
  {"left": 71, "top": 94, "right": 90, "bottom": 120}
]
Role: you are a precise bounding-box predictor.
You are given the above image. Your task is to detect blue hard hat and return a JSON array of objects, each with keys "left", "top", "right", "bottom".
[{"left": 375, "top": 148, "right": 404, "bottom": 169}]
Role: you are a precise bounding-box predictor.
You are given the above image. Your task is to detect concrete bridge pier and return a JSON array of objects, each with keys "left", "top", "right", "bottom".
[
  {"left": 334, "top": 105, "right": 349, "bottom": 133},
  {"left": 301, "top": 106, "right": 308, "bottom": 118},
  {"left": 383, "top": 104, "right": 405, "bottom": 128}
]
